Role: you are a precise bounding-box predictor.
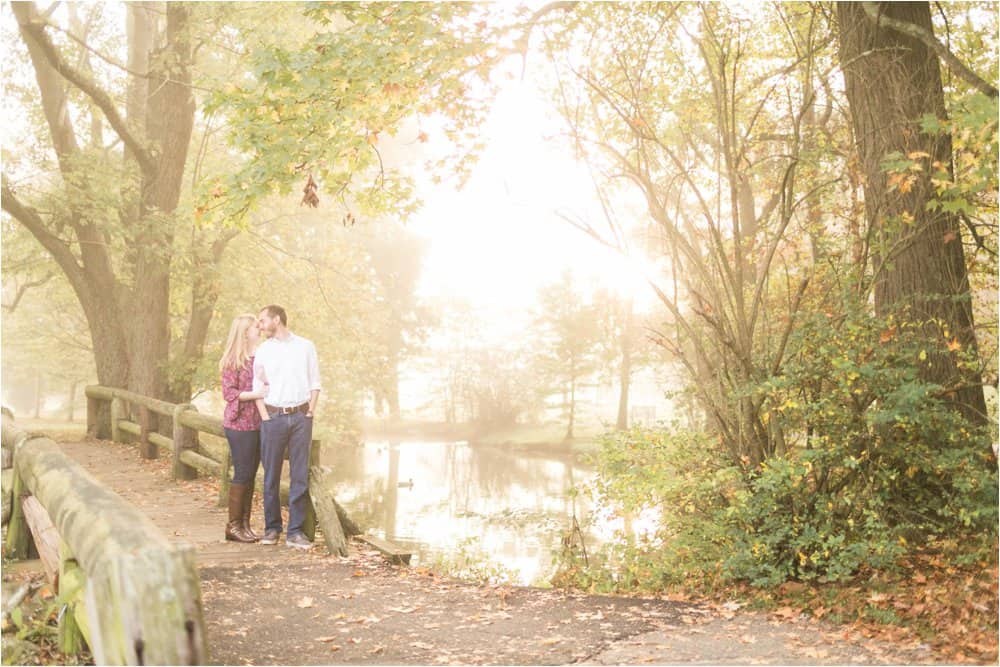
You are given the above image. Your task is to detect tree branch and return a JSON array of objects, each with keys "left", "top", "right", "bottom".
[
  {"left": 14, "top": 2, "right": 158, "bottom": 173},
  {"left": 861, "top": 1, "right": 998, "bottom": 98},
  {"left": 1, "top": 177, "right": 85, "bottom": 287},
  {"left": 2, "top": 273, "right": 54, "bottom": 313}
]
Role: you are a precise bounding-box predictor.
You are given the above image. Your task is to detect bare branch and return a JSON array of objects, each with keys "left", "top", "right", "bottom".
[
  {"left": 2, "top": 273, "right": 54, "bottom": 313},
  {"left": 13, "top": 2, "right": 157, "bottom": 173},
  {"left": 2, "top": 177, "right": 85, "bottom": 286},
  {"left": 861, "top": 1, "right": 998, "bottom": 98}
]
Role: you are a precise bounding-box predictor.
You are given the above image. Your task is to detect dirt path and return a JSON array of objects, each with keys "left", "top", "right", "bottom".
[{"left": 50, "top": 436, "right": 945, "bottom": 665}]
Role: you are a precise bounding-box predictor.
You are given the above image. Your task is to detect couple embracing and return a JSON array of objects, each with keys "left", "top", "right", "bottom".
[{"left": 218, "top": 305, "right": 321, "bottom": 550}]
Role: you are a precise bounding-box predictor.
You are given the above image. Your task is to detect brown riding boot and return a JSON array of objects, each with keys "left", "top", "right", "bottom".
[
  {"left": 225, "top": 483, "right": 256, "bottom": 543},
  {"left": 241, "top": 483, "right": 259, "bottom": 541}
]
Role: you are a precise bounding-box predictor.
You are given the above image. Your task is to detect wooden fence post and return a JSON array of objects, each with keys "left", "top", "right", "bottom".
[
  {"left": 85, "top": 386, "right": 112, "bottom": 440},
  {"left": 306, "top": 439, "right": 350, "bottom": 556},
  {"left": 57, "top": 542, "right": 88, "bottom": 658},
  {"left": 21, "top": 496, "right": 60, "bottom": 582},
  {"left": 302, "top": 439, "right": 321, "bottom": 541},
  {"left": 138, "top": 406, "right": 157, "bottom": 460},
  {"left": 86, "top": 394, "right": 99, "bottom": 438},
  {"left": 110, "top": 396, "right": 125, "bottom": 444},
  {"left": 172, "top": 404, "right": 199, "bottom": 481},
  {"left": 217, "top": 446, "right": 231, "bottom": 508},
  {"left": 4, "top": 468, "right": 31, "bottom": 559}
]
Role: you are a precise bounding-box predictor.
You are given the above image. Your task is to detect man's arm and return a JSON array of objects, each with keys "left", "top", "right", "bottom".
[
  {"left": 253, "top": 355, "right": 270, "bottom": 420},
  {"left": 307, "top": 389, "right": 319, "bottom": 417},
  {"left": 306, "top": 340, "right": 321, "bottom": 417}
]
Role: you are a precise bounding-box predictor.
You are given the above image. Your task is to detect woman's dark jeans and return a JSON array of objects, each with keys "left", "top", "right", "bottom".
[{"left": 223, "top": 427, "right": 261, "bottom": 487}]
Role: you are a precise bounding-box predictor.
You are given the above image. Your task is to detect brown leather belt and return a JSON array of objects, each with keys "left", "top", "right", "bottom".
[{"left": 265, "top": 402, "right": 310, "bottom": 415}]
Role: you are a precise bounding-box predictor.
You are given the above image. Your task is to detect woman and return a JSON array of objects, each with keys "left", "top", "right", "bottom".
[{"left": 220, "top": 314, "right": 268, "bottom": 543}]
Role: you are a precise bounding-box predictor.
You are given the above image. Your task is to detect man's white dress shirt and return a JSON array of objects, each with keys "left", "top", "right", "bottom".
[{"left": 252, "top": 332, "right": 321, "bottom": 407}]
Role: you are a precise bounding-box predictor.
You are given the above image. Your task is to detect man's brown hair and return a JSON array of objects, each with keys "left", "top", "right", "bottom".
[{"left": 261, "top": 304, "right": 287, "bottom": 326}]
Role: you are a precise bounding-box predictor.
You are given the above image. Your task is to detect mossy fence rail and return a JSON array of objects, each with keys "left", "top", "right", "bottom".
[{"left": 1, "top": 384, "right": 354, "bottom": 665}]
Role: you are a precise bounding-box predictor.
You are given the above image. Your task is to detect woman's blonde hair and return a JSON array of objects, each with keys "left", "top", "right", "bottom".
[{"left": 219, "top": 314, "right": 257, "bottom": 372}]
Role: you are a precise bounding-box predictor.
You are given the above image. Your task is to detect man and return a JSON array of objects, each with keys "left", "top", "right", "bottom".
[{"left": 253, "top": 304, "right": 321, "bottom": 549}]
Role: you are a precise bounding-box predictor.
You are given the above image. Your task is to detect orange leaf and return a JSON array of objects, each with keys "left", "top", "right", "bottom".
[
  {"left": 879, "top": 326, "right": 897, "bottom": 343},
  {"left": 947, "top": 337, "right": 962, "bottom": 352},
  {"left": 417, "top": 131, "right": 429, "bottom": 143},
  {"left": 943, "top": 230, "right": 957, "bottom": 244},
  {"left": 774, "top": 606, "right": 797, "bottom": 619}
]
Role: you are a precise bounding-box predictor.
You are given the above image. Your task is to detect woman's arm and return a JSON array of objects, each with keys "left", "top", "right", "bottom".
[
  {"left": 238, "top": 386, "right": 267, "bottom": 401},
  {"left": 238, "top": 364, "right": 268, "bottom": 401},
  {"left": 221, "top": 367, "right": 242, "bottom": 403}
]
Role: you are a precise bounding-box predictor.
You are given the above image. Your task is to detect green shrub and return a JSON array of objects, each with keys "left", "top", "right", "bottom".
[{"left": 556, "top": 308, "right": 997, "bottom": 591}]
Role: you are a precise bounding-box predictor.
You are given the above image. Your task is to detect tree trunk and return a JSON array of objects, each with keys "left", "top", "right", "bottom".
[
  {"left": 566, "top": 374, "right": 576, "bottom": 441},
  {"left": 7, "top": 2, "right": 210, "bottom": 408},
  {"left": 128, "top": 3, "right": 195, "bottom": 400},
  {"left": 65, "top": 381, "right": 77, "bottom": 422},
  {"left": 33, "top": 375, "right": 42, "bottom": 419},
  {"left": 616, "top": 299, "right": 634, "bottom": 431},
  {"left": 836, "top": 1, "right": 987, "bottom": 425}
]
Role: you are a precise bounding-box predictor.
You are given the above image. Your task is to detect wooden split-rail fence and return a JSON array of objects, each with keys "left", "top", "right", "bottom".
[{"left": 1, "top": 384, "right": 359, "bottom": 665}]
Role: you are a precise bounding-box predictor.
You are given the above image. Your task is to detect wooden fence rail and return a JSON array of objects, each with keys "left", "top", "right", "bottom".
[
  {"left": 84, "top": 384, "right": 354, "bottom": 555},
  {"left": 2, "top": 413, "right": 206, "bottom": 665}
]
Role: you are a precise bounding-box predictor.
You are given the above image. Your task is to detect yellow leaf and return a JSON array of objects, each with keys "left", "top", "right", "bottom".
[
  {"left": 297, "top": 596, "right": 314, "bottom": 608},
  {"left": 907, "top": 151, "right": 931, "bottom": 159}
]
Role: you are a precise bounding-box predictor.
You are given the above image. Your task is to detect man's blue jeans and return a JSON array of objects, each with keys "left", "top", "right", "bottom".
[{"left": 260, "top": 411, "right": 312, "bottom": 536}]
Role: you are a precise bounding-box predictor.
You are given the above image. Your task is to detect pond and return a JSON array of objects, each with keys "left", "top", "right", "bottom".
[{"left": 319, "top": 440, "right": 600, "bottom": 585}]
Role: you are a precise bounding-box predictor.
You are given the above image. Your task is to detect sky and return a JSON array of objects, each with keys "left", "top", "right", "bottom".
[{"left": 407, "top": 75, "right": 658, "bottom": 329}]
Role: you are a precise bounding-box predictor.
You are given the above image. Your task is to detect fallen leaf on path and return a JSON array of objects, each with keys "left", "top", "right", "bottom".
[
  {"left": 774, "top": 606, "right": 797, "bottom": 619},
  {"left": 316, "top": 636, "right": 337, "bottom": 643},
  {"left": 411, "top": 641, "right": 435, "bottom": 650},
  {"left": 297, "top": 597, "right": 314, "bottom": 608}
]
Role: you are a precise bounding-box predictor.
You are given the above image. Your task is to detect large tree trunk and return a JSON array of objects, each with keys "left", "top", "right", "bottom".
[
  {"left": 128, "top": 3, "right": 195, "bottom": 400},
  {"left": 837, "top": 1, "right": 987, "bottom": 425},
  {"left": 6, "top": 2, "right": 208, "bottom": 406}
]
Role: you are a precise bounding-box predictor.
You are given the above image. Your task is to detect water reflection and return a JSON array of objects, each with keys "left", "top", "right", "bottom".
[{"left": 320, "top": 440, "right": 595, "bottom": 585}]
